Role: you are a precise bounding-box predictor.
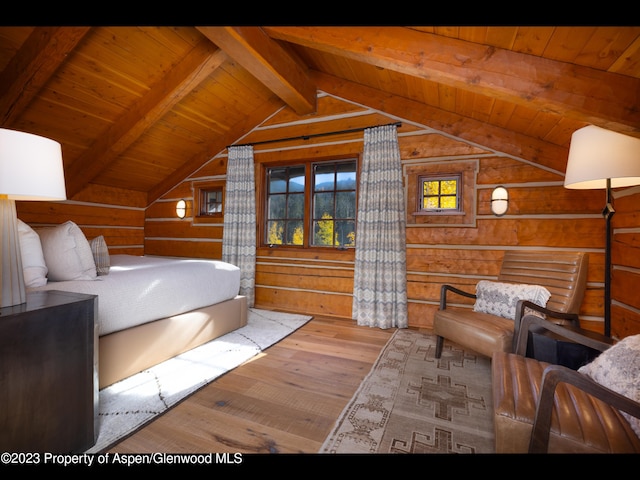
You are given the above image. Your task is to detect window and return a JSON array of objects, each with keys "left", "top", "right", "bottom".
[
  {"left": 418, "top": 174, "right": 462, "bottom": 214},
  {"left": 405, "top": 160, "right": 477, "bottom": 226},
  {"left": 264, "top": 158, "right": 357, "bottom": 248},
  {"left": 200, "top": 188, "right": 223, "bottom": 216},
  {"left": 193, "top": 180, "right": 224, "bottom": 224}
]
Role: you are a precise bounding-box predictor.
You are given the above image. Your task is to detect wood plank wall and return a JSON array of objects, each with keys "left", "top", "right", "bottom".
[
  {"left": 147, "top": 92, "right": 637, "bottom": 338},
  {"left": 16, "top": 92, "right": 640, "bottom": 339},
  {"left": 16, "top": 184, "right": 146, "bottom": 255}
]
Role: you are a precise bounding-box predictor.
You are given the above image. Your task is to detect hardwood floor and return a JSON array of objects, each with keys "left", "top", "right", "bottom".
[{"left": 106, "top": 314, "right": 429, "bottom": 454}]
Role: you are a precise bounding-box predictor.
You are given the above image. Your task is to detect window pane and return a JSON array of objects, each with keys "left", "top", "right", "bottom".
[
  {"left": 266, "top": 220, "right": 284, "bottom": 244},
  {"left": 336, "top": 191, "right": 355, "bottom": 218},
  {"left": 288, "top": 166, "right": 305, "bottom": 193},
  {"left": 441, "top": 180, "right": 457, "bottom": 195},
  {"left": 313, "top": 163, "right": 336, "bottom": 192},
  {"left": 441, "top": 196, "right": 457, "bottom": 209},
  {"left": 269, "top": 168, "right": 288, "bottom": 194},
  {"left": 336, "top": 162, "right": 356, "bottom": 189},
  {"left": 268, "top": 195, "right": 286, "bottom": 219},
  {"left": 286, "top": 220, "right": 304, "bottom": 245},
  {"left": 313, "top": 215, "right": 335, "bottom": 246},
  {"left": 314, "top": 192, "right": 334, "bottom": 218},
  {"left": 204, "top": 190, "right": 222, "bottom": 213},
  {"left": 425, "top": 181, "right": 440, "bottom": 195},
  {"left": 287, "top": 193, "right": 305, "bottom": 219},
  {"left": 335, "top": 220, "right": 355, "bottom": 247}
]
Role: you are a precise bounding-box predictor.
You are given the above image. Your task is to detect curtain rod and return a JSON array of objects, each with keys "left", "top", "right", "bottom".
[{"left": 228, "top": 121, "right": 402, "bottom": 149}]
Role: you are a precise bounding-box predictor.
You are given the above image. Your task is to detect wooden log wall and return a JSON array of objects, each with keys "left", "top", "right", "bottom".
[
  {"left": 148, "top": 92, "right": 636, "bottom": 337},
  {"left": 16, "top": 92, "right": 640, "bottom": 339},
  {"left": 16, "top": 184, "right": 146, "bottom": 255}
]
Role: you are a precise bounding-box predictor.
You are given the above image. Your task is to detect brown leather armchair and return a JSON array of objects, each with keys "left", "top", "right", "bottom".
[
  {"left": 433, "top": 251, "right": 589, "bottom": 359},
  {"left": 492, "top": 314, "right": 640, "bottom": 453}
]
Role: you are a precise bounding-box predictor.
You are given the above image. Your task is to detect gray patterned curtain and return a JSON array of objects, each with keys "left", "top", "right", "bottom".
[
  {"left": 222, "top": 145, "right": 256, "bottom": 307},
  {"left": 352, "top": 124, "right": 408, "bottom": 329}
]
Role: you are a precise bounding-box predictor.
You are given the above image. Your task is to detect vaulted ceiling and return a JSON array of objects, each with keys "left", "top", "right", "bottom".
[{"left": 1, "top": 26, "right": 638, "bottom": 205}]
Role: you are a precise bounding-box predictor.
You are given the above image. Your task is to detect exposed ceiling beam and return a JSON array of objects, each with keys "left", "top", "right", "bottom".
[
  {"left": 265, "top": 26, "right": 640, "bottom": 133},
  {"left": 313, "top": 71, "right": 570, "bottom": 173},
  {"left": 198, "top": 26, "right": 316, "bottom": 116},
  {"left": 65, "top": 41, "right": 228, "bottom": 199},
  {"left": 0, "top": 26, "right": 91, "bottom": 126}
]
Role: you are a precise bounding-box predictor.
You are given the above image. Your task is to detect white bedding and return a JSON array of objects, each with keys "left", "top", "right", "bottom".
[{"left": 27, "top": 255, "right": 241, "bottom": 336}]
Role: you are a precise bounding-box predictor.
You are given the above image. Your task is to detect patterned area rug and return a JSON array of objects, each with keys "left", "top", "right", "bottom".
[
  {"left": 86, "top": 308, "right": 312, "bottom": 453},
  {"left": 320, "top": 329, "right": 494, "bottom": 453}
]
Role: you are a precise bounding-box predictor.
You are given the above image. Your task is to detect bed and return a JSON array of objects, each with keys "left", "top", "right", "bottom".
[{"left": 18, "top": 220, "right": 247, "bottom": 389}]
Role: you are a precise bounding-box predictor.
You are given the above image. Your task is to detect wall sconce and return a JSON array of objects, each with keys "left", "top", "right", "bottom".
[
  {"left": 490, "top": 186, "right": 509, "bottom": 216},
  {"left": 175, "top": 199, "right": 187, "bottom": 219}
]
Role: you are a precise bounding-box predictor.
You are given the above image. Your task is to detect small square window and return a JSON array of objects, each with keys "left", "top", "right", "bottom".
[
  {"left": 200, "top": 188, "right": 223, "bottom": 216},
  {"left": 418, "top": 174, "right": 462, "bottom": 214},
  {"left": 193, "top": 181, "right": 225, "bottom": 224}
]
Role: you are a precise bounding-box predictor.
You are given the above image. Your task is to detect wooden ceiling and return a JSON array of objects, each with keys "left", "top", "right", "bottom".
[{"left": 1, "top": 26, "right": 638, "bottom": 206}]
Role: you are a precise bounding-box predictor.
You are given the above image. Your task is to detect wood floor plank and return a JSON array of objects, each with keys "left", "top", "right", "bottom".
[{"left": 106, "top": 315, "right": 414, "bottom": 454}]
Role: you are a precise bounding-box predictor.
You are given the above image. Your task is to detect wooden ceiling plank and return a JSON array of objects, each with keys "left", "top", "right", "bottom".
[
  {"left": 512, "top": 27, "right": 556, "bottom": 57},
  {"left": 197, "top": 26, "right": 316, "bottom": 116},
  {"left": 0, "top": 26, "right": 91, "bottom": 126},
  {"left": 606, "top": 32, "right": 640, "bottom": 78},
  {"left": 265, "top": 26, "right": 640, "bottom": 132},
  {"left": 576, "top": 27, "right": 640, "bottom": 72},
  {"left": 65, "top": 40, "right": 227, "bottom": 199},
  {"left": 147, "top": 96, "right": 284, "bottom": 204}
]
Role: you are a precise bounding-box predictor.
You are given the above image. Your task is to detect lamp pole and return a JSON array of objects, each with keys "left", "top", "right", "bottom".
[{"left": 603, "top": 178, "right": 614, "bottom": 337}]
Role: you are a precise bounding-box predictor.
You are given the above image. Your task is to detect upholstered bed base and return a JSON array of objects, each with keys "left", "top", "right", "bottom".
[{"left": 98, "top": 295, "right": 247, "bottom": 389}]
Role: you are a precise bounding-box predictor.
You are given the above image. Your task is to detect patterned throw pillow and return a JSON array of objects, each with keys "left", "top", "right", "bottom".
[
  {"left": 578, "top": 334, "right": 640, "bottom": 439},
  {"left": 473, "top": 280, "right": 551, "bottom": 320},
  {"left": 90, "top": 235, "right": 111, "bottom": 275}
]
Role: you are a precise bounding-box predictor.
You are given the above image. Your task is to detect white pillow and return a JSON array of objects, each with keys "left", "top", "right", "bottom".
[
  {"left": 17, "top": 219, "right": 48, "bottom": 287},
  {"left": 578, "top": 334, "right": 640, "bottom": 439},
  {"left": 473, "top": 280, "right": 551, "bottom": 320},
  {"left": 36, "top": 221, "right": 97, "bottom": 281}
]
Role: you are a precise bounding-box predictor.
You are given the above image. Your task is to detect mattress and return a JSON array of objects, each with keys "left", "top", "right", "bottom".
[{"left": 27, "top": 254, "right": 241, "bottom": 336}]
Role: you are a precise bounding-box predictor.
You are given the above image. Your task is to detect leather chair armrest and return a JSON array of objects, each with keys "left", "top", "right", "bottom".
[
  {"left": 514, "top": 314, "right": 613, "bottom": 357},
  {"left": 529, "top": 363, "right": 640, "bottom": 453},
  {"left": 439, "top": 284, "right": 476, "bottom": 310},
  {"left": 513, "top": 300, "right": 580, "bottom": 348}
]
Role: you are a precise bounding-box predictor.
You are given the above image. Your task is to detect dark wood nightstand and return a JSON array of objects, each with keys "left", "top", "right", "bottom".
[{"left": 0, "top": 290, "right": 98, "bottom": 453}]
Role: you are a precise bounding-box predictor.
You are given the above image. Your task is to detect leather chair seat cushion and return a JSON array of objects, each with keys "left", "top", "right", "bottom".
[
  {"left": 433, "top": 308, "right": 514, "bottom": 358},
  {"left": 492, "top": 351, "right": 640, "bottom": 453}
]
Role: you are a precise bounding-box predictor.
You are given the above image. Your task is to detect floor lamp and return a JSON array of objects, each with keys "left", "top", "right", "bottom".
[
  {"left": 0, "top": 128, "right": 66, "bottom": 308},
  {"left": 564, "top": 125, "right": 640, "bottom": 337}
]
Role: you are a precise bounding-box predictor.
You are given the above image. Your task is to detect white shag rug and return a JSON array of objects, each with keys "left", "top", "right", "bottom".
[{"left": 86, "top": 308, "right": 312, "bottom": 453}]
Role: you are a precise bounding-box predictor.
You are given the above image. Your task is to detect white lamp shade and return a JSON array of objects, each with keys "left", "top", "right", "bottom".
[
  {"left": 0, "top": 128, "right": 66, "bottom": 200},
  {"left": 564, "top": 125, "right": 640, "bottom": 190}
]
